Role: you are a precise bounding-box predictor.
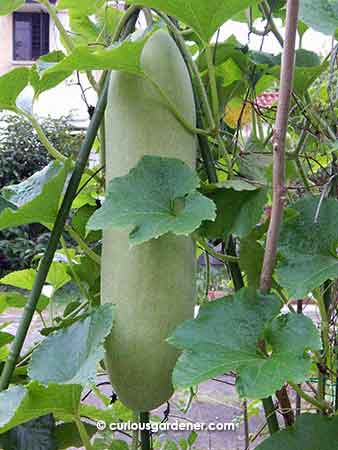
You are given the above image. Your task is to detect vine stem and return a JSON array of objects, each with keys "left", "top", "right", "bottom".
[
  {"left": 131, "top": 412, "right": 139, "bottom": 450},
  {"left": 18, "top": 109, "right": 101, "bottom": 180},
  {"left": 60, "top": 236, "right": 91, "bottom": 302},
  {"left": 205, "top": 44, "right": 219, "bottom": 121},
  {"left": 259, "top": 0, "right": 300, "bottom": 429},
  {"left": 75, "top": 418, "right": 94, "bottom": 450},
  {"left": 154, "top": 12, "right": 218, "bottom": 183},
  {"left": 146, "top": 76, "right": 210, "bottom": 137},
  {"left": 140, "top": 412, "right": 151, "bottom": 450},
  {"left": 65, "top": 224, "right": 101, "bottom": 265},
  {"left": 260, "top": 0, "right": 299, "bottom": 293},
  {"left": 197, "top": 238, "right": 239, "bottom": 264},
  {"left": 260, "top": 0, "right": 284, "bottom": 47},
  {"left": 0, "top": 78, "right": 109, "bottom": 391},
  {"left": 155, "top": 12, "right": 216, "bottom": 131},
  {"left": 112, "top": 5, "right": 140, "bottom": 42}
]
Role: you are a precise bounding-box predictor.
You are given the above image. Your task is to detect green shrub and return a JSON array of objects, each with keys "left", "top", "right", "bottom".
[
  {"left": 0, "top": 114, "right": 84, "bottom": 276},
  {"left": 0, "top": 114, "right": 83, "bottom": 188}
]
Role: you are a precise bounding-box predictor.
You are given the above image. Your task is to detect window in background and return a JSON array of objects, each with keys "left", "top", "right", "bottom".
[{"left": 13, "top": 12, "right": 49, "bottom": 61}]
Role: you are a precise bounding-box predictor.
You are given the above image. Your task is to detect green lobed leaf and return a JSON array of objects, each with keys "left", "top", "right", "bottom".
[
  {"left": 71, "top": 256, "right": 100, "bottom": 297},
  {"left": 0, "top": 331, "right": 14, "bottom": 347},
  {"left": 95, "top": 5, "right": 124, "bottom": 42},
  {"left": 79, "top": 401, "right": 134, "bottom": 426},
  {"left": 69, "top": 11, "right": 100, "bottom": 46},
  {"left": 0, "top": 0, "right": 24, "bottom": 15},
  {"left": 0, "top": 382, "right": 82, "bottom": 433},
  {"left": 277, "top": 196, "right": 338, "bottom": 298},
  {"left": 0, "top": 68, "right": 30, "bottom": 111},
  {"left": 87, "top": 156, "right": 216, "bottom": 245},
  {"left": 0, "top": 161, "right": 70, "bottom": 229},
  {"left": 0, "top": 291, "right": 48, "bottom": 313},
  {"left": 39, "top": 35, "right": 151, "bottom": 84},
  {"left": 0, "top": 415, "right": 57, "bottom": 450},
  {"left": 0, "top": 269, "right": 37, "bottom": 291},
  {"left": 199, "top": 184, "right": 267, "bottom": 239},
  {"left": 127, "top": 0, "right": 260, "bottom": 42},
  {"left": 299, "top": 0, "right": 338, "bottom": 36},
  {"left": 256, "top": 414, "right": 338, "bottom": 450},
  {"left": 71, "top": 204, "right": 101, "bottom": 243},
  {"left": 169, "top": 288, "right": 320, "bottom": 399},
  {"left": 249, "top": 49, "right": 326, "bottom": 96},
  {"left": 0, "top": 264, "right": 71, "bottom": 292},
  {"left": 28, "top": 304, "right": 114, "bottom": 385},
  {"left": 45, "top": 262, "right": 71, "bottom": 291},
  {"left": 197, "top": 36, "right": 248, "bottom": 73},
  {"left": 30, "top": 52, "right": 71, "bottom": 97}
]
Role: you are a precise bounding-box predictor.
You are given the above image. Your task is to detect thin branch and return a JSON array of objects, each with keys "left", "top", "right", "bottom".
[
  {"left": 260, "top": 0, "right": 299, "bottom": 293},
  {"left": 258, "top": 0, "right": 299, "bottom": 430}
]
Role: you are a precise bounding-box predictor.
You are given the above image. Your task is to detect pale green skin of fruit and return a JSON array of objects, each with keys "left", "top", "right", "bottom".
[{"left": 102, "top": 29, "right": 197, "bottom": 412}]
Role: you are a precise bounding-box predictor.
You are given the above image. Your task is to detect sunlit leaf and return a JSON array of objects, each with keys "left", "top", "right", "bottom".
[
  {"left": 0, "top": 68, "right": 30, "bottom": 111},
  {"left": 127, "top": 0, "right": 260, "bottom": 42}
]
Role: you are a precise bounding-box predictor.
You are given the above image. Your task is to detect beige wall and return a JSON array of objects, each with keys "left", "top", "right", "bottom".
[
  {"left": 0, "top": 15, "right": 13, "bottom": 75},
  {"left": 0, "top": 4, "right": 67, "bottom": 76}
]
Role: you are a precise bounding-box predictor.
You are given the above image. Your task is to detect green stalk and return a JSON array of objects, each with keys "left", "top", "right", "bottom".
[
  {"left": 204, "top": 251, "right": 210, "bottom": 304},
  {"left": 198, "top": 133, "right": 218, "bottom": 183},
  {"left": 205, "top": 44, "right": 219, "bottom": 122},
  {"left": 140, "top": 412, "right": 151, "bottom": 450},
  {"left": 145, "top": 76, "right": 210, "bottom": 136},
  {"left": 154, "top": 12, "right": 218, "bottom": 182},
  {"left": 65, "top": 225, "right": 101, "bottom": 265},
  {"left": 99, "top": 115, "right": 106, "bottom": 171},
  {"left": 60, "top": 236, "right": 90, "bottom": 302},
  {"left": 0, "top": 78, "right": 109, "bottom": 391},
  {"left": 19, "top": 109, "right": 100, "bottom": 180},
  {"left": 262, "top": 397, "right": 280, "bottom": 434},
  {"left": 260, "top": 0, "right": 284, "bottom": 47},
  {"left": 75, "top": 418, "right": 94, "bottom": 450},
  {"left": 131, "top": 412, "right": 139, "bottom": 450},
  {"left": 112, "top": 5, "right": 140, "bottom": 42},
  {"left": 226, "top": 235, "right": 245, "bottom": 292},
  {"left": 257, "top": 114, "right": 265, "bottom": 141},
  {"left": 217, "top": 135, "right": 233, "bottom": 179},
  {"left": 18, "top": 109, "right": 67, "bottom": 163},
  {"left": 251, "top": 107, "right": 258, "bottom": 139},
  {"left": 198, "top": 238, "right": 239, "bottom": 264},
  {"left": 296, "top": 157, "right": 311, "bottom": 192},
  {"left": 155, "top": 12, "right": 216, "bottom": 131}
]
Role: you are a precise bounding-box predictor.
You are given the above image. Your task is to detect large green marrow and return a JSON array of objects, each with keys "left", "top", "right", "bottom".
[{"left": 103, "top": 29, "right": 196, "bottom": 412}]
